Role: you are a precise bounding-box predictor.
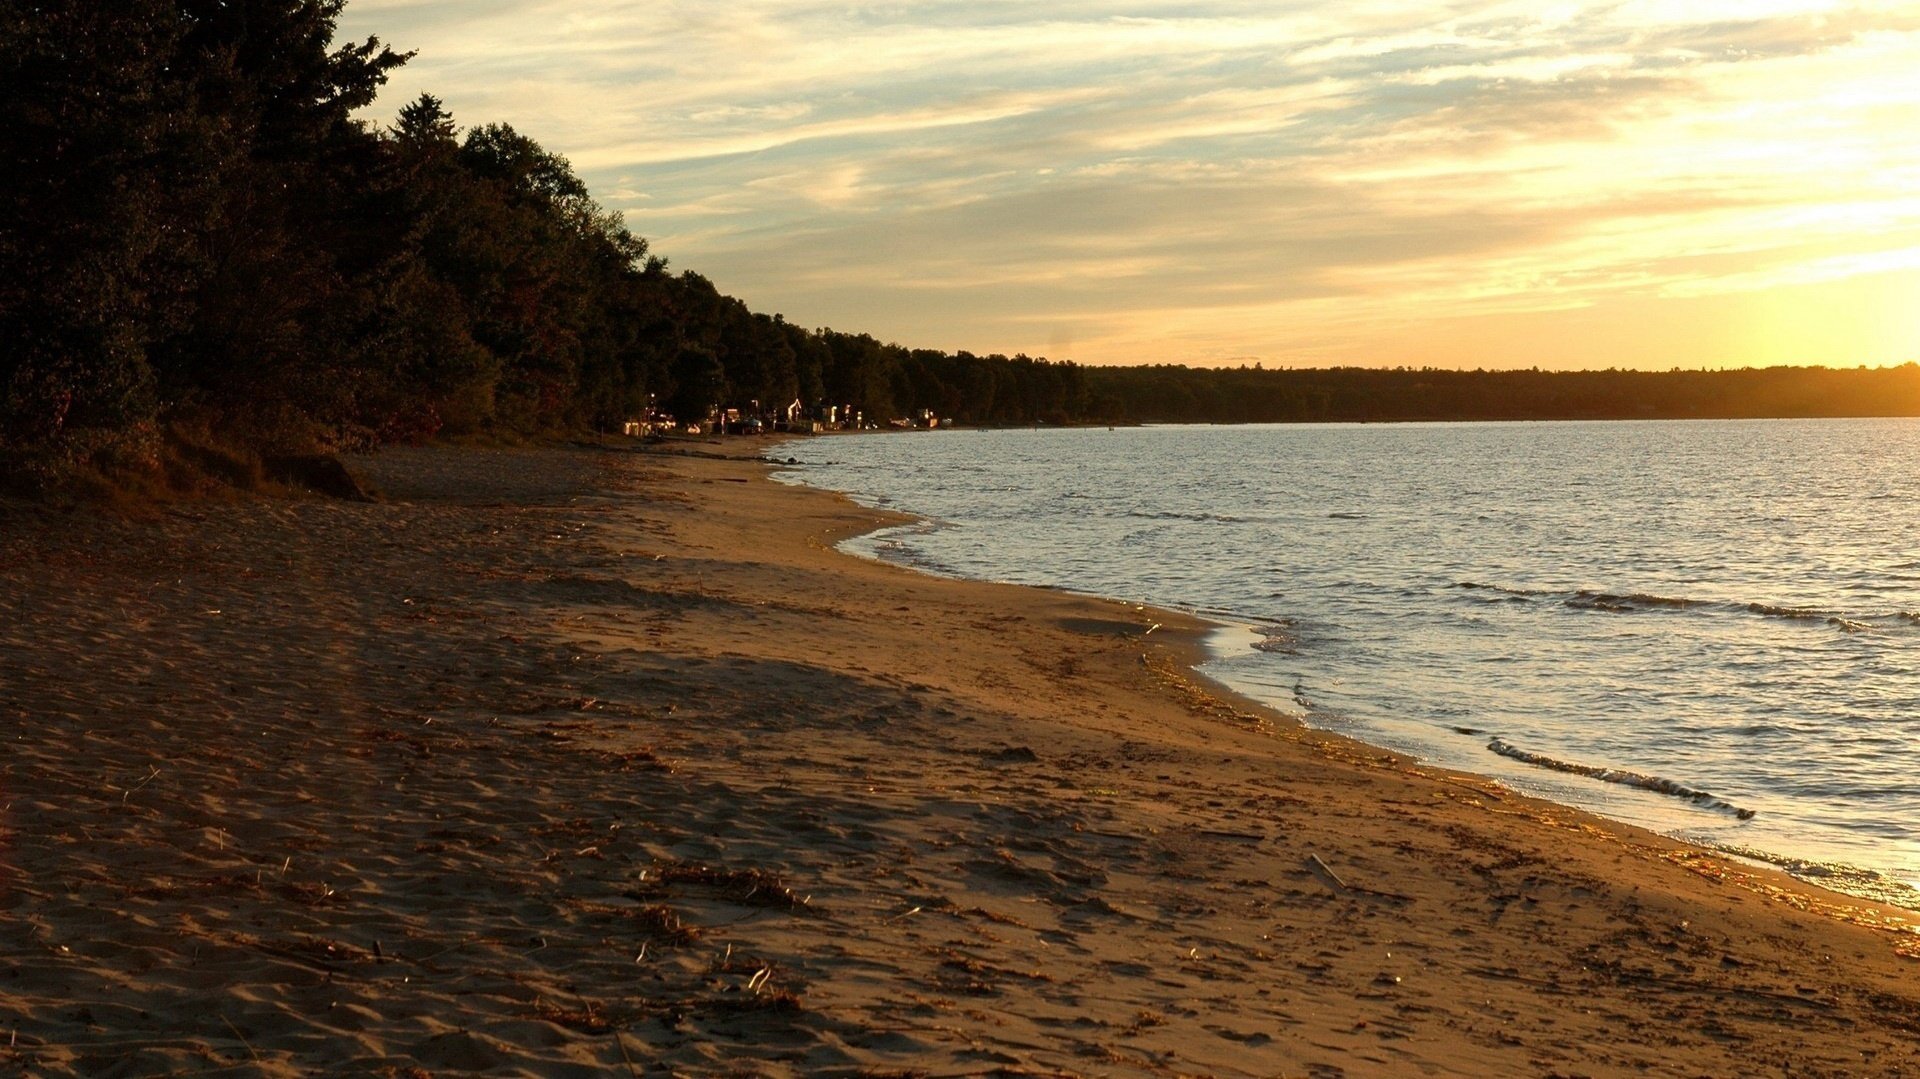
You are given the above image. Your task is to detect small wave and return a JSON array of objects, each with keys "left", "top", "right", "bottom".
[
  {"left": 1252, "top": 627, "right": 1299, "bottom": 654},
  {"left": 1746, "top": 601, "right": 1828, "bottom": 621},
  {"left": 1709, "top": 844, "right": 1920, "bottom": 910},
  {"left": 1486, "top": 739, "right": 1756, "bottom": 820},
  {"left": 1328, "top": 511, "right": 1366, "bottom": 520},
  {"left": 1456, "top": 581, "right": 1547, "bottom": 598},
  {"left": 1565, "top": 590, "right": 1700, "bottom": 613},
  {"left": 1125, "top": 509, "right": 1245, "bottom": 523},
  {"left": 1462, "top": 582, "right": 1890, "bottom": 633},
  {"left": 1745, "top": 604, "right": 1885, "bottom": 634}
]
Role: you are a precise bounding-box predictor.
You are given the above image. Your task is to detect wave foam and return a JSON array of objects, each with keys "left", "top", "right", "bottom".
[
  {"left": 1708, "top": 844, "right": 1920, "bottom": 908},
  {"left": 1486, "top": 738, "right": 1757, "bottom": 820}
]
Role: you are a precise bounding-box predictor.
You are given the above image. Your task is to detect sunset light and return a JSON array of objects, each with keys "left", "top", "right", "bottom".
[
  {"left": 345, "top": 0, "right": 1920, "bottom": 369},
  {"left": 15, "top": 5, "right": 1920, "bottom": 1072}
]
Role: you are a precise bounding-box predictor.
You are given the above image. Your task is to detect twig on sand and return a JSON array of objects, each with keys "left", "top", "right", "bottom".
[
  {"left": 612, "top": 1030, "right": 642, "bottom": 1079},
  {"left": 121, "top": 765, "right": 161, "bottom": 803},
  {"left": 1305, "top": 852, "right": 1416, "bottom": 903},
  {"left": 220, "top": 1015, "right": 259, "bottom": 1062},
  {"left": 1306, "top": 853, "right": 1348, "bottom": 890}
]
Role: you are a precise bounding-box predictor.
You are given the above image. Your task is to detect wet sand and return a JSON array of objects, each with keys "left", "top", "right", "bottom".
[{"left": 1, "top": 441, "right": 1917, "bottom": 1077}]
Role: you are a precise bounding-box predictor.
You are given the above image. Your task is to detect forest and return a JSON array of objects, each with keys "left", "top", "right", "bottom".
[
  {"left": 4, "top": 2, "right": 1919, "bottom": 491},
  {"left": 1080, "top": 363, "right": 1920, "bottom": 424}
]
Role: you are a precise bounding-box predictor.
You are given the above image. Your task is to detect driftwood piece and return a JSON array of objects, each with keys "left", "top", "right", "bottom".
[{"left": 1306, "top": 852, "right": 1348, "bottom": 890}]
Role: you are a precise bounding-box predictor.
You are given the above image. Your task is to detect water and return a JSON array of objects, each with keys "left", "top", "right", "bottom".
[{"left": 775, "top": 420, "right": 1920, "bottom": 908}]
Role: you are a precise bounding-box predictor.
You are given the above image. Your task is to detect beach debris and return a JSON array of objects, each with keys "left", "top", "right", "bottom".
[
  {"left": 641, "top": 861, "right": 808, "bottom": 909},
  {"left": 1301, "top": 853, "right": 1416, "bottom": 903},
  {"left": 220, "top": 1014, "right": 259, "bottom": 1061},
  {"left": 1306, "top": 853, "right": 1348, "bottom": 891},
  {"left": 533, "top": 996, "right": 613, "bottom": 1034},
  {"left": 278, "top": 879, "right": 346, "bottom": 907},
  {"left": 613, "top": 1031, "right": 643, "bottom": 1079},
  {"left": 119, "top": 765, "right": 161, "bottom": 803}
]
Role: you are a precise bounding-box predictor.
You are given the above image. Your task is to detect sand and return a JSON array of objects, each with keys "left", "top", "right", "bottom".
[{"left": 1, "top": 440, "right": 1917, "bottom": 1078}]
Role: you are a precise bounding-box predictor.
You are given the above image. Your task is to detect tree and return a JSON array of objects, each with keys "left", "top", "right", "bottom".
[
  {"left": 0, "top": 2, "right": 185, "bottom": 453},
  {"left": 663, "top": 346, "right": 725, "bottom": 425}
]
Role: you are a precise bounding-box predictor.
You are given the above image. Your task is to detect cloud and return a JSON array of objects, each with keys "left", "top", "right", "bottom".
[{"left": 339, "top": 1, "right": 1920, "bottom": 368}]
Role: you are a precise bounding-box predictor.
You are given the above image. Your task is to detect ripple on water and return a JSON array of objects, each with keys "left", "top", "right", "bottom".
[{"left": 776, "top": 419, "right": 1920, "bottom": 908}]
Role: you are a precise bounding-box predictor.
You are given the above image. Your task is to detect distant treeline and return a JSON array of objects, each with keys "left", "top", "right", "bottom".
[
  {"left": 1080, "top": 364, "right": 1920, "bottom": 424},
  {"left": 4, "top": 3, "right": 1917, "bottom": 488}
]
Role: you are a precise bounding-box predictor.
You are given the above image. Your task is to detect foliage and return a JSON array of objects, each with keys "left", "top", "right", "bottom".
[{"left": 4, "top": 0, "right": 1918, "bottom": 488}]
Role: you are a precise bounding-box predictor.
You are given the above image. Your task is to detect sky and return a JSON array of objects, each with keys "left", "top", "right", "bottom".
[{"left": 338, "top": 1, "right": 1920, "bottom": 370}]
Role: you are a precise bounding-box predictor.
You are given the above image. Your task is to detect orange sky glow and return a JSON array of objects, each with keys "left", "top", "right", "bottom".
[{"left": 343, "top": 1, "right": 1920, "bottom": 370}]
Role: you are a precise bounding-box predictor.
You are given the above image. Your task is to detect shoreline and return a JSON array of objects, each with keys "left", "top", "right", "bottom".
[
  {"left": 795, "top": 457, "right": 1917, "bottom": 909},
  {"left": 3, "top": 441, "right": 1919, "bottom": 1076},
  {"left": 775, "top": 425, "right": 1920, "bottom": 914}
]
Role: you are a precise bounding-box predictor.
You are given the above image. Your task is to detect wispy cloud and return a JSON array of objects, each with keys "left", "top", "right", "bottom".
[{"left": 342, "top": 1, "right": 1920, "bottom": 368}]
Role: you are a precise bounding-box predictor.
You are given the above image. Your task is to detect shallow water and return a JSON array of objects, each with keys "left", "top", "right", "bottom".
[{"left": 776, "top": 420, "right": 1920, "bottom": 907}]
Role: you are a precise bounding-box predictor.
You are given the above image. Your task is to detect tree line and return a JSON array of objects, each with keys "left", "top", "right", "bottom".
[
  {"left": 4, "top": 2, "right": 1918, "bottom": 490},
  {"left": 1080, "top": 363, "right": 1920, "bottom": 424},
  {"left": 0, "top": 0, "right": 1093, "bottom": 484}
]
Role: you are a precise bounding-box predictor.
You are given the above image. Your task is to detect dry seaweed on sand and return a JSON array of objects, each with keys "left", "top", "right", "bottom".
[
  {"left": 568, "top": 899, "right": 704, "bottom": 945},
  {"left": 532, "top": 996, "right": 625, "bottom": 1034},
  {"left": 639, "top": 860, "right": 810, "bottom": 909}
]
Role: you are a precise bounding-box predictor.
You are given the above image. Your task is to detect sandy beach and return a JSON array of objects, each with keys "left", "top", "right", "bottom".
[{"left": 1, "top": 440, "right": 1918, "bottom": 1078}]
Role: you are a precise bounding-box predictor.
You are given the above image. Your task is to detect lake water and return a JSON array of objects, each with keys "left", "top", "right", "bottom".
[{"left": 775, "top": 420, "right": 1920, "bottom": 908}]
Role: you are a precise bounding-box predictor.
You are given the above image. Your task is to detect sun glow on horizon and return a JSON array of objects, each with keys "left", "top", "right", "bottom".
[{"left": 343, "top": 1, "right": 1920, "bottom": 370}]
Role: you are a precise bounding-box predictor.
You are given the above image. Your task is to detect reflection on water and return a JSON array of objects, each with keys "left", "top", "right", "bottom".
[{"left": 778, "top": 419, "right": 1920, "bottom": 907}]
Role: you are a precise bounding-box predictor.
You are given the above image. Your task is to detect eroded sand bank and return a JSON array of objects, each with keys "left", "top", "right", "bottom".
[{"left": 1, "top": 442, "right": 1916, "bottom": 1077}]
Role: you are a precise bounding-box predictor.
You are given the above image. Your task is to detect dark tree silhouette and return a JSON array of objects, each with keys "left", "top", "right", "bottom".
[{"left": 4, "top": 0, "right": 1918, "bottom": 492}]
